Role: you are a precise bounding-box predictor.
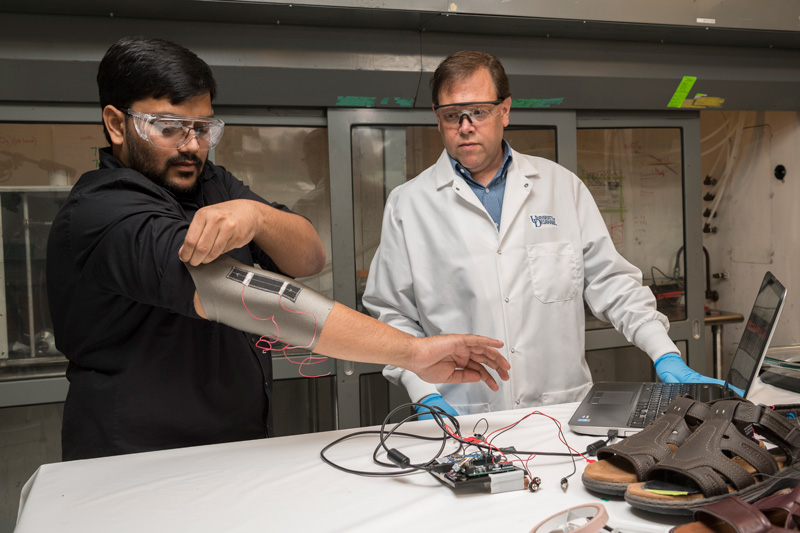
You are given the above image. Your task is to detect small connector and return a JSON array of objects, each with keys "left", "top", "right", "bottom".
[
  {"left": 607, "top": 429, "right": 618, "bottom": 441},
  {"left": 387, "top": 448, "right": 410, "bottom": 469},
  {"left": 586, "top": 439, "right": 607, "bottom": 456},
  {"left": 560, "top": 478, "right": 569, "bottom": 492},
  {"left": 528, "top": 476, "right": 542, "bottom": 492}
]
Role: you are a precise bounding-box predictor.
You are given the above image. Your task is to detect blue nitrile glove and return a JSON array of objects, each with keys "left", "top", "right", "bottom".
[
  {"left": 654, "top": 353, "right": 745, "bottom": 396},
  {"left": 415, "top": 394, "right": 459, "bottom": 421}
]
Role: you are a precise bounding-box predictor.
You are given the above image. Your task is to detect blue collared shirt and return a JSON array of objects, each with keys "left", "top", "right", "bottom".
[{"left": 448, "top": 140, "right": 513, "bottom": 231}]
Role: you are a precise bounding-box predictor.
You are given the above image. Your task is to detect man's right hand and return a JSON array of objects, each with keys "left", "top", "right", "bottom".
[
  {"left": 311, "top": 302, "right": 509, "bottom": 389},
  {"left": 179, "top": 199, "right": 260, "bottom": 266},
  {"left": 405, "top": 334, "right": 509, "bottom": 390}
]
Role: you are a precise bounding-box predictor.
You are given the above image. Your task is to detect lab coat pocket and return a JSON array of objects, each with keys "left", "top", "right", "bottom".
[{"left": 526, "top": 242, "right": 579, "bottom": 303}]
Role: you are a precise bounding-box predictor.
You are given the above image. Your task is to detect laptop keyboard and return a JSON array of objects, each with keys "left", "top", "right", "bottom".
[{"left": 628, "top": 383, "right": 703, "bottom": 428}]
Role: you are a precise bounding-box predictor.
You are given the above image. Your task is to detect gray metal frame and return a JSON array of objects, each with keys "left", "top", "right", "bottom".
[
  {"left": 238, "top": 0, "right": 800, "bottom": 33},
  {"left": 577, "top": 111, "right": 706, "bottom": 371},
  {"left": 327, "top": 107, "right": 577, "bottom": 429}
]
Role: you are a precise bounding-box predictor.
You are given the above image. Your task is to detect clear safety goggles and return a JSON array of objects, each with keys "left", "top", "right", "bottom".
[
  {"left": 433, "top": 99, "right": 504, "bottom": 127},
  {"left": 122, "top": 108, "right": 225, "bottom": 149}
]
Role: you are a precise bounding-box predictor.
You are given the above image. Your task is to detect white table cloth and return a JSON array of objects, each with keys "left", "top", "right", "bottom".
[{"left": 16, "top": 403, "right": 690, "bottom": 533}]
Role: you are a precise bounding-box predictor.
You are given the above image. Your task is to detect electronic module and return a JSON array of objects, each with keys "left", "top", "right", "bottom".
[{"left": 427, "top": 451, "right": 532, "bottom": 493}]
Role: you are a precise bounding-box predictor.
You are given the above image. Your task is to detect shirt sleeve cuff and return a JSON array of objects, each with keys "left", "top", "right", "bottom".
[
  {"left": 633, "top": 320, "right": 681, "bottom": 363},
  {"left": 400, "top": 371, "right": 440, "bottom": 403}
]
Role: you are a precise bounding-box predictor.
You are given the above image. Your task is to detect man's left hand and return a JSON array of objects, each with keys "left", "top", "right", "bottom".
[
  {"left": 408, "top": 335, "right": 509, "bottom": 390},
  {"left": 654, "top": 353, "right": 744, "bottom": 395}
]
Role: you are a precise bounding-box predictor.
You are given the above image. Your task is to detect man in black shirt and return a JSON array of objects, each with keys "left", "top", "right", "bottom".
[{"left": 47, "top": 37, "right": 509, "bottom": 460}]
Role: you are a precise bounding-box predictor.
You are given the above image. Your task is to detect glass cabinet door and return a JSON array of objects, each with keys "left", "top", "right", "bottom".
[
  {"left": 0, "top": 121, "right": 104, "bottom": 384},
  {"left": 577, "top": 114, "right": 705, "bottom": 378},
  {"left": 577, "top": 127, "right": 687, "bottom": 329}
]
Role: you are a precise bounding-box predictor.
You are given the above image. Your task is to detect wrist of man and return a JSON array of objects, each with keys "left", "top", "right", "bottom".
[
  {"left": 402, "top": 369, "right": 439, "bottom": 403},
  {"left": 392, "top": 335, "right": 417, "bottom": 376}
]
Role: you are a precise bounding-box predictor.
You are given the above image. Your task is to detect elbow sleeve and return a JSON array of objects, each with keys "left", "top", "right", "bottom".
[{"left": 185, "top": 255, "right": 333, "bottom": 350}]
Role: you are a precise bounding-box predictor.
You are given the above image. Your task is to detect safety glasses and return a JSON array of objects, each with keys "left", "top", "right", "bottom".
[
  {"left": 433, "top": 99, "right": 504, "bottom": 127},
  {"left": 122, "top": 108, "right": 225, "bottom": 149}
]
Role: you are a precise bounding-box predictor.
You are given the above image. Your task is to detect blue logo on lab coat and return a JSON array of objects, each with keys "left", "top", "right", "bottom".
[{"left": 530, "top": 215, "right": 557, "bottom": 228}]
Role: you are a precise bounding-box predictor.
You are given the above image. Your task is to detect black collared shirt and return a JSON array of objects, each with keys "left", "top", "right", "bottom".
[{"left": 48, "top": 148, "right": 289, "bottom": 460}]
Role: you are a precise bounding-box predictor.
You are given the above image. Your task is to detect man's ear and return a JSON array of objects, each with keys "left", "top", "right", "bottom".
[
  {"left": 102, "top": 106, "right": 126, "bottom": 147},
  {"left": 500, "top": 97, "right": 511, "bottom": 128}
]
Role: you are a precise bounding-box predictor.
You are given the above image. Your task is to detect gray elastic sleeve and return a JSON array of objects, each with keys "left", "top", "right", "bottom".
[{"left": 186, "top": 255, "right": 333, "bottom": 350}]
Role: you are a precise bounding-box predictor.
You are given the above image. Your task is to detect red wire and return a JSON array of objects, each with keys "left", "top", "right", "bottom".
[
  {"left": 486, "top": 410, "right": 592, "bottom": 463},
  {"left": 442, "top": 423, "right": 506, "bottom": 460},
  {"left": 240, "top": 282, "right": 328, "bottom": 378}
]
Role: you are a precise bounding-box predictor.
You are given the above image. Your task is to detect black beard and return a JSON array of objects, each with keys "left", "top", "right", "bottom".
[{"left": 125, "top": 128, "right": 205, "bottom": 195}]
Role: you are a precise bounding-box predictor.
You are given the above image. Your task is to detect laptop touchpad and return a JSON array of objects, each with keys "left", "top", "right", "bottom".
[{"left": 590, "top": 391, "right": 633, "bottom": 405}]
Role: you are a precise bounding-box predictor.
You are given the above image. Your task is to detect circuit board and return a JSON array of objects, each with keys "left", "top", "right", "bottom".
[{"left": 428, "top": 451, "right": 526, "bottom": 492}]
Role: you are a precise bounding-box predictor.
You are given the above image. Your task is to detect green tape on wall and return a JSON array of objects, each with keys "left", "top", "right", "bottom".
[
  {"left": 336, "top": 96, "right": 377, "bottom": 107},
  {"left": 667, "top": 77, "right": 697, "bottom": 108},
  {"left": 335, "top": 96, "right": 415, "bottom": 107},
  {"left": 511, "top": 98, "right": 564, "bottom": 108}
]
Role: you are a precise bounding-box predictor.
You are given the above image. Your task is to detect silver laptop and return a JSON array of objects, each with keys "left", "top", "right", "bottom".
[{"left": 568, "top": 271, "right": 787, "bottom": 436}]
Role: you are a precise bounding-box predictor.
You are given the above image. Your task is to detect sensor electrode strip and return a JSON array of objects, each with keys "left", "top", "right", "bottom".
[
  {"left": 186, "top": 255, "right": 333, "bottom": 350},
  {"left": 226, "top": 267, "right": 302, "bottom": 302}
]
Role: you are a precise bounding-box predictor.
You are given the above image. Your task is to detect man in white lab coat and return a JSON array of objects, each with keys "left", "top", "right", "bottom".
[{"left": 362, "top": 50, "right": 720, "bottom": 417}]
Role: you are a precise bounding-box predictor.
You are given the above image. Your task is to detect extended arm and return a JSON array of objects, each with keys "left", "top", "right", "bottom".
[
  {"left": 573, "top": 176, "right": 722, "bottom": 386},
  {"left": 189, "top": 256, "right": 509, "bottom": 388}
]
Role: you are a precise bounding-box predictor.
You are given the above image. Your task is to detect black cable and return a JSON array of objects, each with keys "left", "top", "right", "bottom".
[
  {"left": 320, "top": 429, "right": 436, "bottom": 476},
  {"left": 472, "top": 417, "right": 489, "bottom": 438},
  {"left": 372, "top": 407, "right": 453, "bottom": 471},
  {"left": 320, "top": 402, "right": 598, "bottom": 485},
  {"left": 499, "top": 450, "right": 581, "bottom": 457},
  {"left": 320, "top": 402, "right": 465, "bottom": 477}
]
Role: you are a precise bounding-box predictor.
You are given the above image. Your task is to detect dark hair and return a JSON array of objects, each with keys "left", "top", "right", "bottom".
[
  {"left": 430, "top": 50, "right": 511, "bottom": 105},
  {"left": 97, "top": 36, "right": 218, "bottom": 143}
]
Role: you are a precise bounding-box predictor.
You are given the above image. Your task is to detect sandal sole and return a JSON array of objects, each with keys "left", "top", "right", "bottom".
[
  {"left": 625, "top": 464, "right": 800, "bottom": 516},
  {"left": 580, "top": 473, "right": 630, "bottom": 496}
]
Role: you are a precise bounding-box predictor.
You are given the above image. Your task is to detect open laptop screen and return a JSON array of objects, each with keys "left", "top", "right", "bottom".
[{"left": 725, "top": 272, "right": 786, "bottom": 395}]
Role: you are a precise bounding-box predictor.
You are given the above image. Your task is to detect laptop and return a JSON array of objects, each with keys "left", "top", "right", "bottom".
[{"left": 568, "top": 271, "right": 787, "bottom": 436}]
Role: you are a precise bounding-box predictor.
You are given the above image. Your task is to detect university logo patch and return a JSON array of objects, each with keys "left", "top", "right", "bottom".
[{"left": 530, "top": 215, "right": 557, "bottom": 228}]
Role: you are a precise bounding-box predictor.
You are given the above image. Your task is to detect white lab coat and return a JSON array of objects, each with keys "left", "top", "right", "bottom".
[{"left": 362, "top": 149, "right": 679, "bottom": 415}]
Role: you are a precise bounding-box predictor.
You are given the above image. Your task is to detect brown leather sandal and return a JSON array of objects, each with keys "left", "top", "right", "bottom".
[
  {"left": 669, "top": 478, "right": 800, "bottom": 533},
  {"left": 582, "top": 395, "right": 710, "bottom": 496},
  {"left": 625, "top": 399, "right": 800, "bottom": 515}
]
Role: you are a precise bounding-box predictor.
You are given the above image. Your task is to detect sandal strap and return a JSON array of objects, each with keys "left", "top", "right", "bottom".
[
  {"left": 595, "top": 396, "right": 708, "bottom": 478},
  {"left": 757, "top": 404, "right": 800, "bottom": 455},
  {"left": 753, "top": 480, "right": 800, "bottom": 529},
  {"left": 691, "top": 496, "right": 774, "bottom": 533},
  {"left": 647, "top": 398, "right": 782, "bottom": 497}
]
